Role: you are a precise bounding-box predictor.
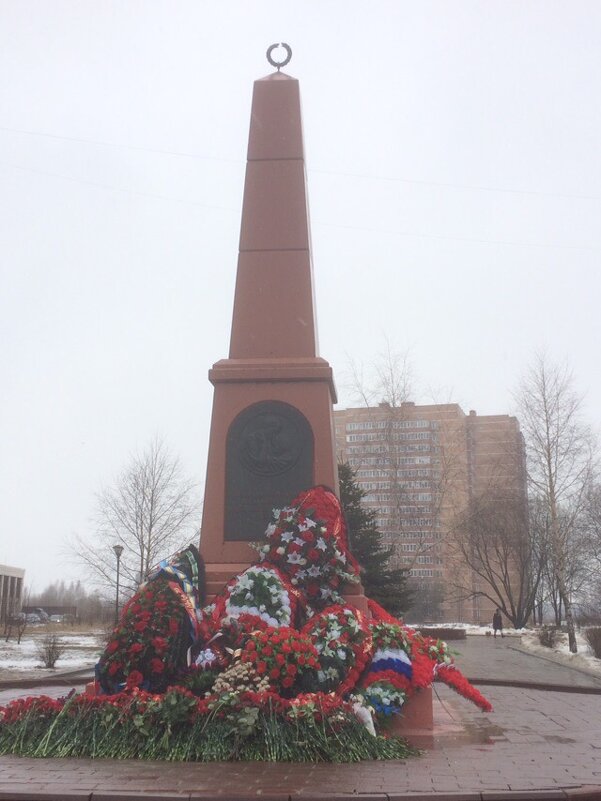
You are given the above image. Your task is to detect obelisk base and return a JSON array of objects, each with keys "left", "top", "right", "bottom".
[
  {"left": 342, "top": 580, "right": 371, "bottom": 615},
  {"left": 386, "top": 687, "right": 435, "bottom": 748}
]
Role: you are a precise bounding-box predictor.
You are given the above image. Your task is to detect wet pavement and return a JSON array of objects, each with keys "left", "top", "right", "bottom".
[
  {"left": 1, "top": 636, "right": 601, "bottom": 799},
  {"left": 451, "top": 635, "right": 601, "bottom": 689}
]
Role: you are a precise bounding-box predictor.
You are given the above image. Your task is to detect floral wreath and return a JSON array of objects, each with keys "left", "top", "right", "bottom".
[
  {"left": 302, "top": 604, "right": 372, "bottom": 695},
  {"left": 255, "top": 487, "right": 360, "bottom": 609}
]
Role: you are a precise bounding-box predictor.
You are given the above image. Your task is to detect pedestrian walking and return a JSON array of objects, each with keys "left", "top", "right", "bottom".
[{"left": 492, "top": 608, "right": 504, "bottom": 638}]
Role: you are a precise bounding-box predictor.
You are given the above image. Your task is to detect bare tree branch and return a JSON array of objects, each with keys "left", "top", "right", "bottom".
[
  {"left": 70, "top": 437, "right": 199, "bottom": 600},
  {"left": 514, "top": 354, "right": 598, "bottom": 651}
]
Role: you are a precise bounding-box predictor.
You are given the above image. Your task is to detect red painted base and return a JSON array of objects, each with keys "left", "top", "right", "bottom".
[{"left": 386, "top": 687, "right": 434, "bottom": 749}]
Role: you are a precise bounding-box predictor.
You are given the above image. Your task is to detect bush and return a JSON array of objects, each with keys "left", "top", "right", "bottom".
[
  {"left": 36, "top": 634, "right": 66, "bottom": 668},
  {"left": 585, "top": 627, "right": 601, "bottom": 659},
  {"left": 538, "top": 625, "right": 558, "bottom": 648},
  {"left": 417, "top": 627, "right": 467, "bottom": 641}
]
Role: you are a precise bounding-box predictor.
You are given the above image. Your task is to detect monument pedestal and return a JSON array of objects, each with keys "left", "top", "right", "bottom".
[
  {"left": 201, "top": 356, "right": 340, "bottom": 597},
  {"left": 390, "top": 687, "right": 435, "bottom": 748}
]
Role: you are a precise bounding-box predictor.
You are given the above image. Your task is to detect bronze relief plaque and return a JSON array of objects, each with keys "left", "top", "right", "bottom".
[{"left": 224, "top": 401, "right": 314, "bottom": 541}]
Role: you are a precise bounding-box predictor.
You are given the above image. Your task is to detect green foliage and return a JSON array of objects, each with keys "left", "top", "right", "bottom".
[
  {"left": 0, "top": 691, "right": 414, "bottom": 763},
  {"left": 338, "top": 462, "right": 413, "bottom": 616}
]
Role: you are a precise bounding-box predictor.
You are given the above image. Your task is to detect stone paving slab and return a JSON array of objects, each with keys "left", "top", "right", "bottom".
[
  {"left": 2, "top": 686, "right": 601, "bottom": 799},
  {"left": 450, "top": 637, "right": 601, "bottom": 689},
  {"left": 3, "top": 637, "right": 601, "bottom": 799}
]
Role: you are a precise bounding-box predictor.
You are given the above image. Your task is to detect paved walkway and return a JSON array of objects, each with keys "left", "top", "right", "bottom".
[
  {"left": 452, "top": 635, "right": 601, "bottom": 689},
  {"left": 1, "top": 636, "right": 601, "bottom": 800}
]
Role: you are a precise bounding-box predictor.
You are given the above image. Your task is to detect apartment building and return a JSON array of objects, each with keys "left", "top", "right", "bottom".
[{"left": 334, "top": 402, "right": 527, "bottom": 624}]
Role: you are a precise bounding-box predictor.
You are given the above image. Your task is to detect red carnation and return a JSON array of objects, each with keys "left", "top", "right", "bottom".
[
  {"left": 286, "top": 663, "right": 297, "bottom": 676},
  {"left": 308, "top": 548, "right": 320, "bottom": 561},
  {"left": 246, "top": 640, "right": 256, "bottom": 651},
  {"left": 108, "top": 662, "right": 121, "bottom": 676},
  {"left": 256, "top": 661, "right": 267, "bottom": 674},
  {"left": 262, "top": 646, "right": 273, "bottom": 657},
  {"left": 129, "top": 643, "right": 144, "bottom": 654},
  {"left": 301, "top": 531, "right": 315, "bottom": 543},
  {"left": 134, "top": 621, "right": 146, "bottom": 633},
  {"left": 281, "top": 677, "right": 294, "bottom": 688},
  {"left": 106, "top": 640, "right": 119, "bottom": 654},
  {"left": 151, "top": 636, "right": 167, "bottom": 652},
  {"left": 126, "top": 670, "right": 144, "bottom": 689},
  {"left": 269, "top": 668, "right": 280, "bottom": 679},
  {"left": 168, "top": 619, "right": 179, "bottom": 635},
  {"left": 275, "top": 654, "right": 285, "bottom": 666},
  {"left": 150, "top": 658, "right": 164, "bottom": 674}
]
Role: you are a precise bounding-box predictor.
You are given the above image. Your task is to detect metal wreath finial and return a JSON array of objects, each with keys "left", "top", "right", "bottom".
[{"left": 266, "top": 42, "right": 292, "bottom": 70}]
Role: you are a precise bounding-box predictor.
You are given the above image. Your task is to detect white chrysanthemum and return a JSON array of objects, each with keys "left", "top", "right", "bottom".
[{"left": 195, "top": 648, "right": 218, "bottom": 668}]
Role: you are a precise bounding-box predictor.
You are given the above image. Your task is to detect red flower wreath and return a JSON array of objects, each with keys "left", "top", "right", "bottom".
[{"left": 241, "top": 627, "right": 319, "bottom": 694}]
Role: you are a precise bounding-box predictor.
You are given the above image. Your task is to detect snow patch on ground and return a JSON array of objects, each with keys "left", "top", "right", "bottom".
[
  {"left": 411, "top": 622, "right": 526, "bottom": 637},
  {"left": 519, "top": 630, "right": 601, "bottom": 676},
  {"left": 0, "top": 632, "right": 102, "bottom": 673}
]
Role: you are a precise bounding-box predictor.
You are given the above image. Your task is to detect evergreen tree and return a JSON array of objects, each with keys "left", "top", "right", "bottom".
[{"left": 338, "top": 462, "right": 414, "bottom": 616}]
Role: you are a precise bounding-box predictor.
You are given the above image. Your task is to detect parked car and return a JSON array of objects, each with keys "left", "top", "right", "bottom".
[{"left": 49, "top": 614, "right": 64, "bottom": 623}]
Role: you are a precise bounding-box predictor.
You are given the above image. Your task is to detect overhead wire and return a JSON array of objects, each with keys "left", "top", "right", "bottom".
[
  {"left": 2, "top": 123, "right": 600, "bottom": 202},
  {"left": 1, "top": 125, "right": 600, "bottom": 251}
]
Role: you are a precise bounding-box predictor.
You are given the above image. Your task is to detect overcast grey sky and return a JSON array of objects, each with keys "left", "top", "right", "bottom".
[{"left": 1, "top": 1, "right": 600, "bottom": 591}]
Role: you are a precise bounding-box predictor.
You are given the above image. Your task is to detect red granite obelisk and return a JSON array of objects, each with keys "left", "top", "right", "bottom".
[{"left": 200, "top": 64, "right": 348, "bottom": 600}]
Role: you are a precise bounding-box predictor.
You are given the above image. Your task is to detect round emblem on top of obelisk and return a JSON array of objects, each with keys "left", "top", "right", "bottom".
[{"left": 266, "top": 42, "right": 292, "bottom": 70}]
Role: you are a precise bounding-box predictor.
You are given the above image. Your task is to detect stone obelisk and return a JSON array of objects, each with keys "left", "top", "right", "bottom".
[{"left": 200, "top": 51, "right": 341, "bottom": 599}]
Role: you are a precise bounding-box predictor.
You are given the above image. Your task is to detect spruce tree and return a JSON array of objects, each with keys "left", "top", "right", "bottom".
[{"left": 338, "top": 461, "right": 414, "bottom": 616}]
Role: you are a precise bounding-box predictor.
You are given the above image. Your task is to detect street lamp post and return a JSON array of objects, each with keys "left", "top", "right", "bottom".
[{"left": 112, "top": 545, "right": 124, "bottom": 625}]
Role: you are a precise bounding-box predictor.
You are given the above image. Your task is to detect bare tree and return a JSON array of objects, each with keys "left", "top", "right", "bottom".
[
  {"left": 583, "top": 484, "right": 601, "bottom": 568},
  {"left": 348, "top": 341, "right": 414, "bottom": 410},
  {"left": 515, "top": 354, "right": 597, "bottom": 652},
  {"left": 73, "top": 438, "right": 198, "bottom": 598},
  {"left": 344, "top": 345, "right": 463, "bottom": 607},
  {"left": 572, "top": 484, "right": 601, "bottom": 617},
  {"left": 451, "top": 491, "right": 542, "bottom": 628}
]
